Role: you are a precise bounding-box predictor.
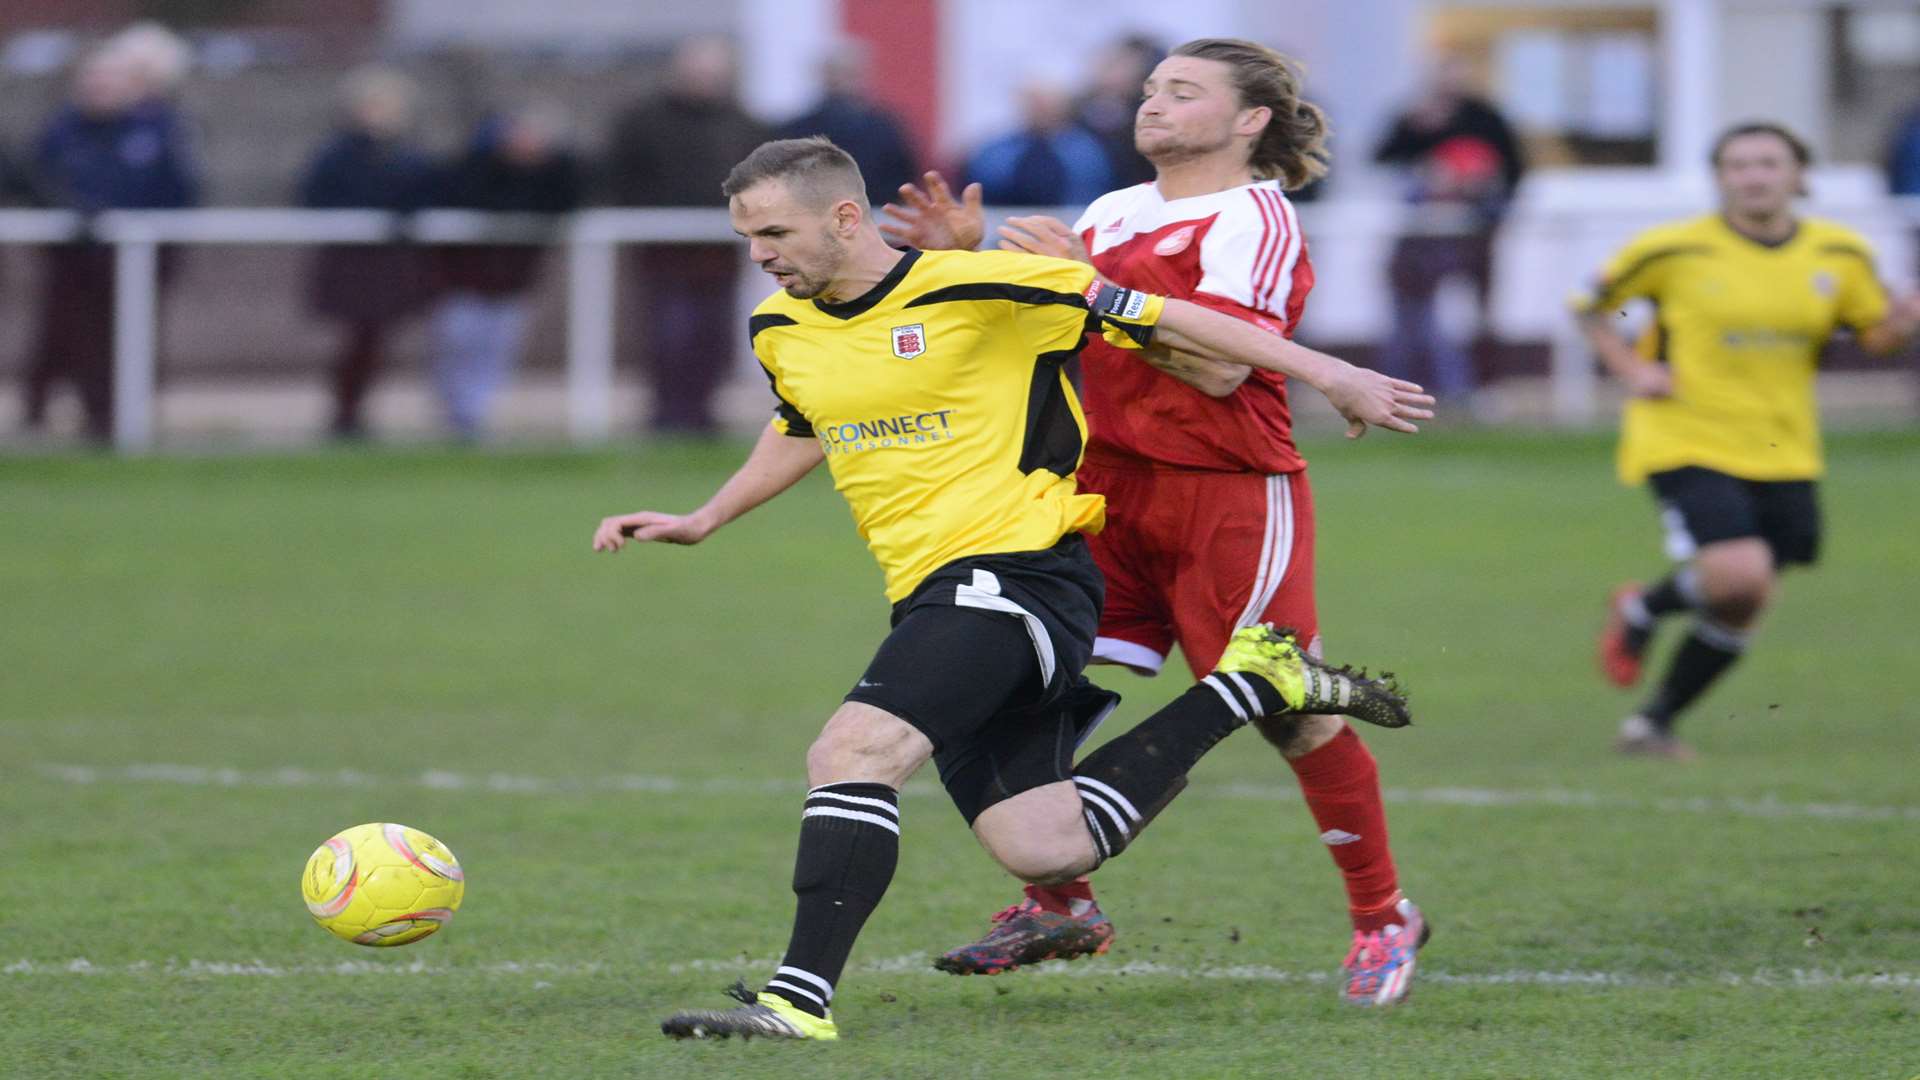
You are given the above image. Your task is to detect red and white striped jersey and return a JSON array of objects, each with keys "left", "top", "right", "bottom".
[{"left": 1072, "top": 179, "right": 1314, "bottom": 474}]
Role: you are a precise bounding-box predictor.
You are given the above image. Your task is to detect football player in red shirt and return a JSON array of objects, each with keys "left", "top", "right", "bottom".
[{"left": 883, "top": 38, "right": 1432, "bottom": 1006}]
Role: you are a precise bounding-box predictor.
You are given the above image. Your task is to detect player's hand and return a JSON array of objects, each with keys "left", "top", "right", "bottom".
[
  {"left": 1318, "top": 363, "right": 1436, "bottom": 438},
  {"left": 592, "top": 510, "right": 715, "bottom": 552},
  {"left": 1887, "top": 290, "right": 1920, "bottom": 337},
  {"left": 997, "top": 215, "right": 1090, "bottom": 264},
  {"left": 879, "top": 172, "right": 985, "bottom": 251},
  {"left": 1621, "top": 361, "right": 1674, "bottom": 399}
]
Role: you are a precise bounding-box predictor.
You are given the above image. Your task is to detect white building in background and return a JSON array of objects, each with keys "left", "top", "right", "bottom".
[
  {"left": 703, "top": 0, "right": 1917, "bottom": 344},
  {"left": 3, "top": 0, "right": 1915, "bottom": 447},
  {"left": 378, "top": 2, "right": 1916, "bottom": 181},
  {"left": 378, "top": 1, "right": 1919, "bottom": 179},
  {"left": 386, "top": 0, "right": 739, "bottom": 48}
]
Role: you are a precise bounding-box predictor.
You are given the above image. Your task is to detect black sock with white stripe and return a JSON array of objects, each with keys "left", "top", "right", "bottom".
[
  {"left": 1071, "top": 678, "right": 1268, "bottom": 862},
  {"left": 763, "top": 782, "right": 899, "bottom": 1019},
  {"left": 1641, "top": 569, "right": 1702, "bottom": 621},
  {"left": 1623, "top": 569, "right": 1702, "bottom": 654},
  {"left": 1640, "top": 618, "right": 1748, "bottom": 733}
]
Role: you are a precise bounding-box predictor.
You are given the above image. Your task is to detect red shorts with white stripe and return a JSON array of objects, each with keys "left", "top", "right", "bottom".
[{"left": 1080, "top": 462, "right": 1317, "bottom": 680}]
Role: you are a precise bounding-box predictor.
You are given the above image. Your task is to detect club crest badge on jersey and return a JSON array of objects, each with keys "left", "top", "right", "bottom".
[
  {"left": 1153, "top": 225, "right": 1197, "bottom": 256},
  {"left": 1811, "top": 270, "right": 1836, "bottom": 298},
  {"left": 890, "top": 323, "right": 927, "bottom": 360}
]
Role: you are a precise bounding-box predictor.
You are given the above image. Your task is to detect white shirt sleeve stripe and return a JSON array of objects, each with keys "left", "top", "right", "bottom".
[
  {"left": 1248, "top": 190, "right": 1281, "bottom": 309},
  {"left": 1254, "top": 189, "right": 1288, "bottom": 314},
  {"left": 1268, "top": 194, "right": 1305, "bottom": 319}
]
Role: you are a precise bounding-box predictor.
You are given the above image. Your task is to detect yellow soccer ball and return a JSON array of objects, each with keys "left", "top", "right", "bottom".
[{"left": 301, "top": 823, "right": 465, "bottom": 946}]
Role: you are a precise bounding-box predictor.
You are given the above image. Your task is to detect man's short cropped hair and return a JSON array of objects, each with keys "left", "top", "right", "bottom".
[{"left": 721, "top": 136, "right": 869, "bottom": 209}]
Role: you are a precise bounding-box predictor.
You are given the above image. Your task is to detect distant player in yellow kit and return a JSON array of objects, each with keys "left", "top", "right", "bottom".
[{"left": 1579, "top": 122, "right": 1920, "bottom": 758}]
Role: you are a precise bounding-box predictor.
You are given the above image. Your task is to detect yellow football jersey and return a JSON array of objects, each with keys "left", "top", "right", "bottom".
[
  {"left": 1576, "top": 214, "right": 1890, "bottom": 484},
  {"left": 750, "top": 248, "right": 1164, "bottom": 601}
]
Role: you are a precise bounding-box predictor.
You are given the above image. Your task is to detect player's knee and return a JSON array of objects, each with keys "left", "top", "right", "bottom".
[
  {"left": 1701, "top": 567, "right": 1772, "bottom": 623},
  {"left": 1020, "top": 860, "right": 1094, "bottom": 887},
  {"left": 994, "top": 838, "right": 1095, "bottom": 885},
  {"left": 1698, "top": 542, "right": 1771, "bottom": 596},
  {"left": 805, "top": 705, "right": 931, "bottom": 787},
  {"left": 1712, "top": 586, "right": 1769, "bottom": 626},
  {"left": 1692, "top": 545, "right": 1771, "bottom": 626},
  {"left": 804, "top": 730, "right": 912, "bottom": 786},
  {"left": 802, "top": 735, "right": 843, "bottom": 785},
  {"left": 973, "top": 793, "right": 1100, "bottom": 883}
]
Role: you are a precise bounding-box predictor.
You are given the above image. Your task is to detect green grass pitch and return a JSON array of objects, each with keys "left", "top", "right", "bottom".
[{"left": 2, "top": 430, "right": 1916, "bottom": 1078}]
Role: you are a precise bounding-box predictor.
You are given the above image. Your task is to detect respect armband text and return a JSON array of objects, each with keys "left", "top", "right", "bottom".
[{"left": 1084, "top": 281, "right": 1153, "bottom": 323}]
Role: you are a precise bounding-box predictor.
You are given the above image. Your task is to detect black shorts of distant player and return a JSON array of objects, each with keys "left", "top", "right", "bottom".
[
  {"left": 844, "top": 534, "right": 1121, "bottom": 824},
  {"left": 1648, "top": 466, "right": 1821, "bottom": 569}
]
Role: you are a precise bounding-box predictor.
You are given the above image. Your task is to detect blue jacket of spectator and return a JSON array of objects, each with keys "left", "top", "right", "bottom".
[
  {"left": 1888, "top": 108, "right": 1920, "bottom": 197},
  {"left": 299, "top": 130, "right": 436, "bottom": 323},
  {"left": 965, "top": 125, "right": 1114, "bottom": 207},
  {"left": 424, "top": 121, "right": 582, "bottom": 297},
  {"left": 300, "top": 130, "right": 433, "bottom": 211},
  {"left": 35, "top": 100, "right": 201, "bottom": 212}
]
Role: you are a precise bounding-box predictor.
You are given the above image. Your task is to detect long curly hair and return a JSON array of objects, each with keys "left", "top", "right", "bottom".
[{"left": 1171, "top": 38, "right": 1330, "bottom": 191}]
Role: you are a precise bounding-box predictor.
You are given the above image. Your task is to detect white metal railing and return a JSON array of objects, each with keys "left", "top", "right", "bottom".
[
  {"left": 0, "top": 206, "right": 738, "bottom": 450},
  {"left": 1, "top": 197, "right": 1915, "bottom": 452}
]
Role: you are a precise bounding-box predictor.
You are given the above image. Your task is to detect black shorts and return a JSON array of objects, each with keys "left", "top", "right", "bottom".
[
  {"left": 844, "top": 534, "right": 1119, "bottom": 824},
  {"left": 1648, "top": 466, "right": 1821, "bottom": 568}
]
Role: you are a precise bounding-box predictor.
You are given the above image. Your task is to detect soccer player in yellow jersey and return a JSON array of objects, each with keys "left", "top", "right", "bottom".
[
  {"left": 1578, "top": 122, "right": 1920, "bottom": 758},
  {"left": 590, "top": 137, "right": 1432, "bottom": 1040}
]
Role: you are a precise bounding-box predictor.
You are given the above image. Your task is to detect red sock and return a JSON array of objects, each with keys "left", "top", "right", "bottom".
[
  {"left": 1287, "top": 724, "right": 1401, "bottom": 931},
  {"left": 1025, "top": 878, "right": 1095, "bottom": 915}
]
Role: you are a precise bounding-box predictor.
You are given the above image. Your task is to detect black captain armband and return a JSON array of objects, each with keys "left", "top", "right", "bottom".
[{"left": 1084, "top": 280, "right": 1153, "bottom": 324}]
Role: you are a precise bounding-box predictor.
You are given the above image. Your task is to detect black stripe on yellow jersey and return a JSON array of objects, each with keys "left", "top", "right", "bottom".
[
  {"left": 748, "top": 313, "right": 809, "bottom": 435},
  {"left": 1587, "top": 245, "right": 1711, "bottom": 312},
  {"left": 1573, "top": 214, "right": 1891, "bottom": 484},
  {"left": 749, "top": 247, "right": 1163, "bottom": 601}
]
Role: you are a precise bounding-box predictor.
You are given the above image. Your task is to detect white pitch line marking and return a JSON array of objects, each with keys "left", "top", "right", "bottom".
[
  {"left": 29, "top": 763, "right": 1920, "bottom": 824},
  {"left": 2, "top": 954, "right": 1914, "bottom": 990}
]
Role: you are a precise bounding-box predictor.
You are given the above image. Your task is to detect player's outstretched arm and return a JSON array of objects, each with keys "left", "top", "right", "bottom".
[
  {"left": 1857, "top": 290, "right": 1920, "bottom": 356},
  {"left": 1149, "top": 298, "right": 1435, "bottom": 437},
  {"left": 591, "top": 425, "right": 825, "bottom": 552},
  {"left": 879, "top": 171, "right": 985, "bottom": 251},
  {"left": 1138, "top": 346, "right": 1253, "bottom": 398},
  {"left": 999, "top": 221, "right": 1255, "bottom": 397}
]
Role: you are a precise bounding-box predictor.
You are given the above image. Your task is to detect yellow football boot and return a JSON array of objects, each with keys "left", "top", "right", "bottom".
[
  {"left": 661, "top": 984, "right": 841, "bottom": 1041},
  {"left": 1214, "top": 624, "right": 1412, "bottom": 729}
]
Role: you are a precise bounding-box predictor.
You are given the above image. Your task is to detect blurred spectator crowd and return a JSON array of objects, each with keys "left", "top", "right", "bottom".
[
  {"left": 0, "top": 24, "right": 1172, "bottom": 445},
  {"left": 1, "top": 24, "right": 1916, "bottom": 443}
]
